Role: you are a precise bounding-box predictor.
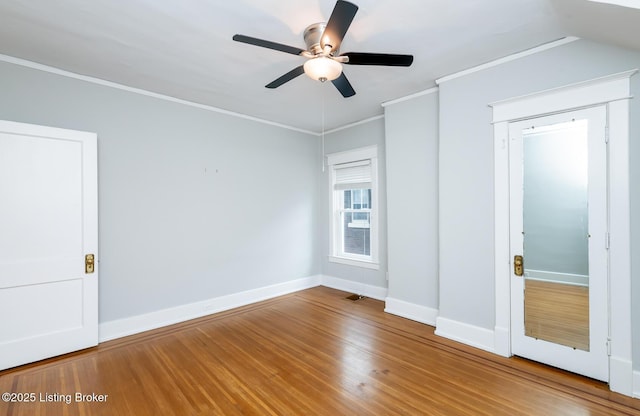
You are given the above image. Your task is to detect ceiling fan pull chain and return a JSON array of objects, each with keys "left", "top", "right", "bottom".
[{"left": 321, "top": 83, "right": 326, "bottom": 173}]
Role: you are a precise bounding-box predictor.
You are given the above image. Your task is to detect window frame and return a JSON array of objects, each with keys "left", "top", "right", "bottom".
[{"left": 327, "top": 145, "right": 379, "bottom": 270}]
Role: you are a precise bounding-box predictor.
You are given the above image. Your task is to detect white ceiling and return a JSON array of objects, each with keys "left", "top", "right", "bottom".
[{"left": 0, "top": 0, "right": 638, "bottom": 132}]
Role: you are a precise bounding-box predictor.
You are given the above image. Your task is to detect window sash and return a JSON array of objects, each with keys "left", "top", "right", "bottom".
[
  {"left": 337, "top": 187, "right": 372, "bottom": 258},
  {"left": 338, "top": 210, "right": 371, "bottom": 258},
  {"left": 340, "top": 208, "right": 371, "bottom": 214}
]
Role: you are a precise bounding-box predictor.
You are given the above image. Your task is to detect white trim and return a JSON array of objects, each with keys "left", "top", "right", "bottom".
[
  {"left": 633, "top": 369, "right": 640, "bottom": 399},
  {"left": 434, "top": 317, "right": 496, "bottom": 354},
  {"left": 490, "top": 70, "right": 638, "bottom": 123},
  {"left": 328, "top": 255, "right": 379, "bottom": 270},
  {"left": 320, "top": 275, "right": 388, "bottom": 301},
  {"left": 381, "top": 87, "right": 439, "bottom": 107},
  {"left": 609, "top": 356, "right": 634, "bottom": 396},
  {"left": 326, "top": 145, "right": 378, "bottom": 166},
  {"left": 435, "top": 37, "right": 579, "bottom": 85},
  {"left": 494, "top": 120, "right": 512, "bottom": 358},
  {"left": 99, "top": 275, "right": 391, "bottom": 343},
  {"left": 99, "top": 275, "right": 321, "bottom": 342},
  {"left": 0, "top": 54, "right": 317, "bottom": 136},
  {"left": 324, "top": 115, "right": 384, "bottom": 135},
  {"left": 384, "top": 297, "right": 438, "bottom": 326},
  {"left": 493, "top": 326, "right": 510, "bottom": 357},
  {"left": 607, "top": 98, "right": 634, "bottom": 396},
  {"left": 491, "top": 70, "right": 636, "bottom": 396},
  {"left": 588, "top": 0, "right": 640, "bottom": 9},
  {"left": 0, "top": 119, "right": 95, "bottom": 140}
]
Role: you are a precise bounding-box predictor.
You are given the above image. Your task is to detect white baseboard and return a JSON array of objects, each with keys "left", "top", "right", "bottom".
[
  {"left": 634, "top": 369, "right": 640, "bottom": 399},
  {"left": 384, "top": 297, "right": 438, "bottom": 326},
  {"left": 493, "top": 326, "right": 510, "bottom": 357},
  {"left": 609, "top": 355, "right": 634, "bottom": 396},
  {"left": 320, "top": 275, "right": 388, "bottom": 300},
  {"left": 99, "top": 275, "right": 322, "bottom": 342},
  {"left": 434, "top": 316, "right": 495, "bottom": 354}
]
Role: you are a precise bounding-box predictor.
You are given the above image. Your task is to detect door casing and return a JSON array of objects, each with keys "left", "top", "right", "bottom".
[{"left": 490, "top": 70, "right": 636, "bottom": 395}]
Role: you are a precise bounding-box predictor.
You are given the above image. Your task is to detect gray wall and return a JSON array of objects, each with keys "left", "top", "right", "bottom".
[
  {"left": 0, "top": 60, "right": 320, "bottom": 323},
  {"left": 437, "top": 39, "right": 640, "bottom": 362},
  {"left": 319, "top": 118, "right": 388, "bottom": 290},
  {"left": 384, "top": 92, "right": 439, "bottom": 309}
]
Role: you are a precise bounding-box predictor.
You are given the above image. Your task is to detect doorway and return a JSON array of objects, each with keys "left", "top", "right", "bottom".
[{"left": 490, "top": 70, "right": 635, "bottom": 395}]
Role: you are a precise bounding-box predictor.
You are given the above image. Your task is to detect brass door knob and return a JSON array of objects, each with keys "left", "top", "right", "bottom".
[{"left": 514, "top": 255, "right": 524, "bottom": 277}]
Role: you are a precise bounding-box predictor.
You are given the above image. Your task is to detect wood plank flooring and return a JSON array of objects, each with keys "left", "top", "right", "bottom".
[{"left": 1, "top": 286, "right": 639, "bottom": 415}]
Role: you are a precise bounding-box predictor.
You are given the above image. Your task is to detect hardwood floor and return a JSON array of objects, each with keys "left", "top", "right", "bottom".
[{"left": 1, "top": 286, "right": 639, "bottom": 415}]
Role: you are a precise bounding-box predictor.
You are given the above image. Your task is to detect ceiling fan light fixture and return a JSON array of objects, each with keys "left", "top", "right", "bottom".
[
  {"left": 303, "top": 56, "right": 342, "bottom": 82},
  {"left": 233, "top": 1, "right": 413, "bottom": 97}
]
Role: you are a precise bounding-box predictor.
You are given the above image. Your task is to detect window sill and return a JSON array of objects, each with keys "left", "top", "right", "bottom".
[{"left": 328, "top": 256, "right": 379, "bottom": 270}]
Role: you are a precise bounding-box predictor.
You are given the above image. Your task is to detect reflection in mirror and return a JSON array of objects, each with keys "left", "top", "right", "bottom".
[
  {"left": 522, "top": 119, "right": 590, "bottom": 351},
  {"left": 522, "top": 120, "right": 589, "bottom": 286}
]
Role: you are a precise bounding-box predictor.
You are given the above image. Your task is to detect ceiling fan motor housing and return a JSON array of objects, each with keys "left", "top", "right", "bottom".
[{"left": 304, "top": 23, "right": 338, "bottom": 56}]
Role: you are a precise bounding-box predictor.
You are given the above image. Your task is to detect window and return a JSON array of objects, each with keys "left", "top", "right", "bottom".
[{"left": 327, "top": 146, "right": 378, "bottom": 269}]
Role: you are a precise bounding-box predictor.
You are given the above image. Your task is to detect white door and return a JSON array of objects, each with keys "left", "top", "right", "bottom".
[
  {"left": 0, "top": 120, "right": 98, "bottom": 370},
  {"left": 509, "top": 106, "right": 608, "bottom": 381}
]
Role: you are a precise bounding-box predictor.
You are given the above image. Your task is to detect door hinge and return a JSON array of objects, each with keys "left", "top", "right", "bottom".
[
  {"left": 605, "top": 232, "right": 610, "bottom": 250},
  {"left": 606, "top": 339, "right": 612, "bottom": 356}
]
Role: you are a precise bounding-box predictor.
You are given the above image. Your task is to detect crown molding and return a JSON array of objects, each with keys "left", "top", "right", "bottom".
[
  {"left": 435, "top": 37, "right": 580, "bottom": 85},
  {"left": 0, "top": 54, "right": 318, "bottom": 136},
  {"left": 381, "top": 87, "right": 439, "bottom": 107}
]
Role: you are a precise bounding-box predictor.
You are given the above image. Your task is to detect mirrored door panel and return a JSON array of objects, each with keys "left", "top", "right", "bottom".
[{"left": 522, "top": 119, "right": 589, "bottom": 351}]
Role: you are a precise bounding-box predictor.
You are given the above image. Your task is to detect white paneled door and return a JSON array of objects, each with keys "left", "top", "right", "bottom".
[
  {"left": 508, "top": 106, "right": 609, "bottom": 382},
  {"left": 0, "top": 120, "right": 98, "bottom": 370}
]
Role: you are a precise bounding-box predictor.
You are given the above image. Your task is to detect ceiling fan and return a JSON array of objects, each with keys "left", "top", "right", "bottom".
[{"left": 232, "top": 0, "right": 413, "bottom": 98}]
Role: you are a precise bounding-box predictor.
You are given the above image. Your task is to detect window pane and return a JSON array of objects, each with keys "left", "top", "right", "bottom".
[
  {"left": 353, "top": 189, "right": 362, "bottom": 209},
  {"left": 343, "top": 189, "right": 371, "bottom": 210},
  {"left": 342, "top": 212, "right": 370, "bottom": 256},
  {"left": 353, "top": 212, "right": 368, "bottom": 221},
  {"left": 343, "top": 190, "right": 351, "bottom": 209}
]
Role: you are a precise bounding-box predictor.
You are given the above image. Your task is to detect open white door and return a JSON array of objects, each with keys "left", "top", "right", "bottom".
[
  {"left": 0, "top": 120, "right": 98, "bottom": 370},
  {"left": 508, "top": 106, "right": 608, "bottom": 382}
]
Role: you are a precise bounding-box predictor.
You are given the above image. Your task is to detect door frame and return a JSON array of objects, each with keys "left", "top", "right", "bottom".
[{"left": 490, "top": 69, "right": 636, "bottom": 395}]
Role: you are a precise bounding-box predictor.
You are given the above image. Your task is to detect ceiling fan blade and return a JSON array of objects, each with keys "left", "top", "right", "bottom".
[
  {"left": 331, "top": 72, "right": 356, "bottom": 97},
  {"left": 265, "top": 65, "right": 305, "bottom": 89},
  {"left": 342, "top": 52, "right": 414, "bottom": 66},
  {"left": 233, "top": 34, "right": 305, "bottom": 56},
  {"left": 321, "top": 0, "right": 359, "bottom": 52}
]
